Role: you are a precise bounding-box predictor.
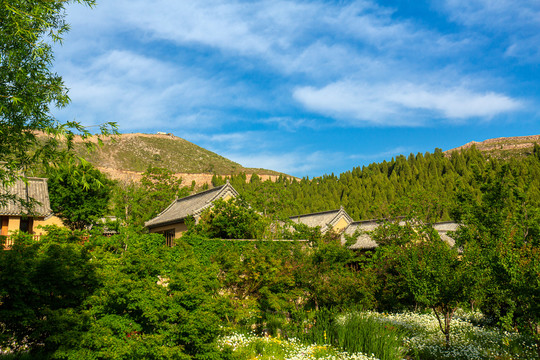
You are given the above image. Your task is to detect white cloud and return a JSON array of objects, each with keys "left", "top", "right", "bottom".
[
  {"left": 55, "top": 50, "right": 257, "bottom": 130},
  {"left": 261, "top": 117, "right": 321, "bottom": 131},
  {"left": 294, "top": 81, "right": 521, "bottom": 126},
  {"left": 183, "top": 127, "right": 334, "bottom": 175},
  {"left": 65, "top": 0, "right": 469, "bottom": 76},
  {"left": 442, "top": 0, "right": 540, "bottom": 27},
  {"left": 55, "top": 0, "right": 532, "bottom": 136}
]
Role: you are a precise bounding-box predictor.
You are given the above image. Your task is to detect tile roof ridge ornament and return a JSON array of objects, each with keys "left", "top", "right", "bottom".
[{"left": 207, "top": 181, "right": 239, "bottom": 204}]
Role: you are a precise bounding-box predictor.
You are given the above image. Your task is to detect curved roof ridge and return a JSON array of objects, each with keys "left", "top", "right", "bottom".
[
  {"left": 144, "top": 182, "right": 239, "bottom": 229},
  {"left": 289, "top": 208, "right": 342, "bottom": 219},
  {"left": 207, "top": 181, "right": 239, "bottom": 204}
]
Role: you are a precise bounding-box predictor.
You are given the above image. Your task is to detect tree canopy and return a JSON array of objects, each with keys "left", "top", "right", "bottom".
[
  {"left": 48, "top": 162, "right": 113, "bottom": 230},
  {"left": 0, "top": 0, "right": 116, "bottom": 206}
]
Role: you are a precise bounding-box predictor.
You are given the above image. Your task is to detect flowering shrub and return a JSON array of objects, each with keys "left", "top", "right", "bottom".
[
  {"left": 364, "top": 311, "right": 537, "bottom": 360},
  {"left": 218, "top": 333, "right": 379, "bottom": 360},
  {"left": 221, "top": 310, "right": 538, "bottom": 360}
]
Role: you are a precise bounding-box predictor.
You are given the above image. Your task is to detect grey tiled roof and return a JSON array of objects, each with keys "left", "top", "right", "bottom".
[
  {"left": 145, "top": 182, "right": 239, "bottom": 229},
  {"left": 433, "top": 221, "right": 458, "bottom": 247},
  {"left": 342, "top": 220, "right": 459, "bottom": 250},
  {"left": 341, "top": 220, "right": 379, "bottom": 249},
  {"left": 0, "top": 177, "right": 53, "bottom": 217},
  {"left": 289, "top": 207, "right": 353, "bottom": 233}
]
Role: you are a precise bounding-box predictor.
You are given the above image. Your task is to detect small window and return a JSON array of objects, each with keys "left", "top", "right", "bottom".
[{"left": 19, "top": 218, "right": 33, "bottom": 233}]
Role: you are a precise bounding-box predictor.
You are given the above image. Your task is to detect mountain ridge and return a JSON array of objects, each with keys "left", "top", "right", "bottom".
[
  {"left": 72, "top": 132, "right": 286, "bottom": 184},
  {"left": 72, "top": 132, "right": 540, "bottom": 184},
  {"left": 444, "top": 134, "right": 540, "bottom": 159}
]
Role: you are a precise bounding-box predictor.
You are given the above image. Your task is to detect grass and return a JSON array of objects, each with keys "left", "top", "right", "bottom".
[
  {"left": 218, "top": 333, "right": 379, "bottom": 360},
  {"left": 72, "top": 133, "right": 282, "bottom": 175},
  {"left": 334, "top": 313, "right": 407, "bottom": 360},
  {"left": 221, "top": 310, "right": 538, "bottom": 360}
]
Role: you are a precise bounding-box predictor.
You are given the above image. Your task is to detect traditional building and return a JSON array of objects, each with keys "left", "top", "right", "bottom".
[
  {"left": 1, "top": 177, "right": 63, "bottom": 246},
  {"left": 341, "top": 219, "right": 459, "bottom": 250},
  {"left": 341, "top": 220, "right": 379, "bottom": 250},
  {"left": 145, "top": 181, "right": 239, "bottom": 245},
  {"left": 289, "top": 206, "right": 353, "bottom": 233}
]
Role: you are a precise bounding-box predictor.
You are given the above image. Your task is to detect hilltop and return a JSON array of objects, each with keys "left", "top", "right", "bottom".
[
  {"left": 67, "top": 132, "right": 540, "bottom": 185},
  {"left": 71, "top": 133, "right": 283, "bottom": 184},
  {"left": 445, "top": 134, "right": 540, "bottom": 159}
]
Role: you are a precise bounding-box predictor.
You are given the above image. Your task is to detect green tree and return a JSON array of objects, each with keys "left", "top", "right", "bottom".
[
  {"left": 189, "top": 197, "right": 269, "bottom": 239},
  {"left": 294, "top": 230, "right": 375, "bottom": 311},
  {"left": 53, "top": 230, "right": 226, "bottom": 359},
  {"left": 212, "top": 241, "right": 304, "bottom": 332},
  {"left": 452, "top": 160, "right": 540, "bottom": 354},
  {"left": 48, "top": 162, "right": 113, "bottom": 230},
  {"left": 397, "top": 237, "right": 478, "bottom": 347},
  {"left": 111, "top": 166, "right": 190, "bottom": 227},
  {"left": 0, "top": 228, "right": 99, "bottom": 354},
  {"left": 0, "top": 0, "right": 117, "bottom": 207}
]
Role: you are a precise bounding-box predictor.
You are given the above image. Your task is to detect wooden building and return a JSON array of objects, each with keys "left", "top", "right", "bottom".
[
  {"left": 145, "top": 181, "right": 239, "bottom": 245},
  {"left": 1, "top": 177, "right": 63, "bottom": 247}
]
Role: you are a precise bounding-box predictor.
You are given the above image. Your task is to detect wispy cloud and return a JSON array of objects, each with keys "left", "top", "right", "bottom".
[
  {"left": 56, "top": 0, "right": 524, "bottom": 130},
  {"left": 66, "top": 0, "right": 470, "bottom": 76},
  {"left": 55, "top": 50, "right": 258, "bottom": 130},
  {"left": 441, "top": 0, "right": 540, "bottom": 28},
  {"left": 294, "top": 81, "right": 521, "bottom": 126},
  {"left": 261, "top": 117, "right": 322, "bottom": 132},
  {"left": 51, "top": 0, "right": 538, "bottom": 177},
  {"left": 440, "top": 0, "right": 540, "bottom": 61}
]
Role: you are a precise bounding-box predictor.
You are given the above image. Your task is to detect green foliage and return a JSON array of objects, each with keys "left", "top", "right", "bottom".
[
  {"left": 288, "top": 310, "right": 406, "bottom": 360},
  {"left": 182, "top": 229, "right": 376, "bottom": 336},
  {"left": 334, "top": 313, "right": 407, "bottom": 360},
  {"left": 0, "top": 229, "right": 98, "bottom": 354},
  {"left": 0, "top": 0, "right": 117, "bottom": 206},
  {"left": 199, "top": 238, "right": 304, "bottom": 328},
  {"left": 48, "top": 162, "right": 113, "bottom": 230},
  {"left": 452, "top": 158, "right": 540, "bottom": 355},
  {"left": 111, "top": 166, "right": 190, "bottom": 227},
  {"left": 188, "top": 197, "right": 269, "bottom": 239},
  {"left": 50, "top": 230, "right": 227, "bottom": 359},
  {"left": 396, "top": 239, "right": 477, "bottom": 347},
  {"left": 220, "top": 147, "right": 489, "bottom": 222}
]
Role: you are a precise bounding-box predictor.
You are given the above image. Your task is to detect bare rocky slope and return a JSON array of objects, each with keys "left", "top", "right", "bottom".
[{"left": 444, "top": 134, "right": 540, "bottom": 159}]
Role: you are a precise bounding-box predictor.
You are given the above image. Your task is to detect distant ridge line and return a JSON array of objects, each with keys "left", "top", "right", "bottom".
[{"left": 445, "top": 134, "right": 540, "bottom": 156}]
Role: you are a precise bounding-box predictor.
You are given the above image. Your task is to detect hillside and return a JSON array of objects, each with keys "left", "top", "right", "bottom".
[
  {"left": 69, "top": 133, "right": 539, "bottom": 186},
  {"left": 445, "top": 134, "right": 540, "bottom": 159},
  {"left": 72, "top": 133, "right": 283, "bottom": 183},
  {"left": 223, "top": 133, "right": 540, "bottom": 222}
]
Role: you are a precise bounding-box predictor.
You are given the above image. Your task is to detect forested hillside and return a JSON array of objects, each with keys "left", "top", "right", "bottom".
[{"left": 212, "top": 145, "right": 540, "bottom": 222}]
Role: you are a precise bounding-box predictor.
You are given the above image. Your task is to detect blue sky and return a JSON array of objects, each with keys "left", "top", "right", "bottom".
[{"left": 53, "top": 0, "right": 540, "bottom": 178}]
